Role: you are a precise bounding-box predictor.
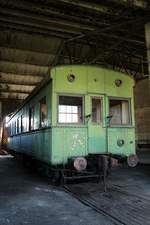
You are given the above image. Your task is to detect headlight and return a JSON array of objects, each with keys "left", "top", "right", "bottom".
[
  {"left": 117, "top": 139, "right": 125, "bottom": 147},
  {"left": 127, "top": 154, "right": 139, "bottom": 167},
  {"left": 73, "top": 157, "right": 87, "bottom": 171}
]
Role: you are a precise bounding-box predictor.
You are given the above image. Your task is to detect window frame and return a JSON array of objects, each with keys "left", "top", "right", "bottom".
[
  {"left": 14, "top": 120, "right": 17, "bottom": 135},
  {"left": 16, "top": 117, "right": 20, "bottom": 134},
  {"left": 21, "top": 115, "right": 23, "bottom": 133},
  {"left": 57, "top": 94, "right": 84, "bottom": 125},
  {"left": 9, "top": 122, "right": 13, "bottom": 136},
  {"left": 108, "top": 97, "right": 132, "bottom": 126},
  {"left": 91, "top": 96, "right": 103, "bottom": 124},
  {"left": 29, "top": 106, "right": 34, "bottom": 131},
  {"left": 39, "top": 96, "right": 47, "bottom": 128},
  {"left": 21, "top": 114, "right": 26, "bottom": 133}
]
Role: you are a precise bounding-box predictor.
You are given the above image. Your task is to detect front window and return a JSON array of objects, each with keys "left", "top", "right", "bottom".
[
  {"left": 58, "top": 96, "right": 83, "bottom": 124},
  {"left": 92, "top": 97, "right": 102, "bottom": 123},
  {"left": 109, "top": 98, "right": 131, "bottom": 125}
]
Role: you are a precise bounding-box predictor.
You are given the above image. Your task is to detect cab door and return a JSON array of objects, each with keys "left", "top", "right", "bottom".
[{"left": 87, "top": 94, "right": 106, "bottom": 154}]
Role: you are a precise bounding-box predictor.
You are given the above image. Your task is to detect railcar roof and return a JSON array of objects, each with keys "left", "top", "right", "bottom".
[{"left": 51, "top": 64, "right": 134, "bottom": 81}]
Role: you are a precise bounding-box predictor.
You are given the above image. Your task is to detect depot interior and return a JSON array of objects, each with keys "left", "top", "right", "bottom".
[{"left": 0, "top": 1, "right": 150, "bottom": 224}]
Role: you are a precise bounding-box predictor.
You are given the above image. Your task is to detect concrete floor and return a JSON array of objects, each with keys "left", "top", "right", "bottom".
[
  {"left": 1, "top": 156, "right": 150, "bottom": 225},
  {"left": 0, "top": 156, "right": 120, "bottom": 225}
]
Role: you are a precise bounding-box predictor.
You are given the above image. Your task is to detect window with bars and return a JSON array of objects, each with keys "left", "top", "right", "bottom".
[{"left": 58, "top": 96, "right": 83, "bottom": 124}]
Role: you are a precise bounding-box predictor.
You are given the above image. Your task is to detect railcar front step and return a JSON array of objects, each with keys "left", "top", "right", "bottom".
[
  {"left": 63, "top": 174, "right": 101, "bottom": 181},
  {"left": 60, "top": 172, "right": 105, "bottom": 185}
]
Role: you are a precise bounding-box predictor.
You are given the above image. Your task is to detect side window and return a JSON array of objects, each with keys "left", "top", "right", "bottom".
[
  {"left": 14, "top": 121, "right": 16, "bottom": 135},
  {"left": 21, "top": 115, "right": 26, "bottom": 132},
  {"left": 40, "top": 97, "right": 47, "bottom": 127},
  {"left": 109, "top": 98, "right": 131, "bottom": 125},
  {"left": 11, "top": 122, "right": 13, "bottom": 136},
  {"left": 92, "top": 97, "right": 102, "bottom": 123},
  {"left": 29, "top": 107, "right": 34, "bottom": 131},
  {"left": 17, "top": 118, "right": 20, "bottom": 134},
  {"left": 7, "top": 123, "right": 11, "bottom": 137},
  {"left": 58, "top": 96, "right": 83, "bottom": 124}
]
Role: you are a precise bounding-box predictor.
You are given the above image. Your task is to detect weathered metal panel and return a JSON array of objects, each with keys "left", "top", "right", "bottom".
[
  {"left": 104, "top": 69, "right": 134, "bottom": 98},
  {"left": 54, "top": 66, "right": 88, "bottom": 94},
  {"left": 52, "top": 127, "right": 87, "bottom": 164},
  {"left": 51, "top": 65, "right": 135, "bottom": 161},
  {"left": 52, "top": 65, "right": 134, "bottom": 96},
  {"left": 7, "top": 135, "right": 21, "bottom": 151},
  {"left": 32, "top": 129, "right": 52, "bottom": 163},
  {"left": 87, "top": 67, "right": 105, "bottom": 93},
  {"left": 108, "top": 128, "right": 135, "bottom": 156},
  {"left": 8, "top": 129, "right": 52, "bottom": 164},
  {"left": 7, "top": 81, "right": 52, "bottom": 164},
  {"left": 87, "top": 94, "right": 106, "bottom": 154}
]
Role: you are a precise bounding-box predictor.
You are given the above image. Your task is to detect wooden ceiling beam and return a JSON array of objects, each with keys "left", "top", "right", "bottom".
[
  {"left": 0, "top": 0, "right": 147, "bottom": 34},
  {"left": 0, "top": 61, "right": 48, "bottom": 77},
  {"left": 0, "top": 21, "right": 71, "bottom": 40},
  {"left": 0, "top": 0, "right": 148, "bottom": 45},
  {"left": 0, "top": 6, "right": 145, "bottom": 45},
  {"left": 0, "top": 14, "right": 82, "bottom": 36},
  {"left": 0, "top": 94, "right": 28, "bottom": 100},
  {"left": 0, "top": 71, "right": 44, "bottom": 79},
  {"left": 55, "top": 0, "right": 115, "bottom": 14},
  {"left": 0, "top": 27, "right": 145, "bottom": 62},
  {"left": 0, "top": 46, "right": 79, "bottom": 63},
  {"left": 0, "top": 89, "right": 31, "bottom": 94},
  {"left": 0, "top": 0, "right": 111, "bottom": 28},
  {"left": 65, "top": 14, "right": 149, "bottom": 44},
  {"left": 105, "top": 0, "right": 149, "bottom": 9},
  {"left": 0, "top": 60, "right": 49, "bottom": 70},
  {"left": 0, "top": 0, "right": 132, "bottom": 19},
  {"left": 49, "top": 0, "right": 137, "bottom": 19},
  {"left": 92, "top": 33, "right": 145, "bottom": 46},
  {"left": 0, "top": 80, "right": 38, "bottom": 87},
  {"left": 0, "top": 6, "right": 95, "bottom": 32},
  {"left": 0, "top": 46, "right": 56, "bottom": 57}
]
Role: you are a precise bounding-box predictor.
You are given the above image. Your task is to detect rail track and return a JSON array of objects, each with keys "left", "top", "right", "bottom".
[{"left": 63, "top": 182, "right": 150, "bottom": 225}]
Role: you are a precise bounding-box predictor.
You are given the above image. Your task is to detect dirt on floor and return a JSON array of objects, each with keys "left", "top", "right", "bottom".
[{"left": 0, "top": 156, "right": 150, "bottom": 225}]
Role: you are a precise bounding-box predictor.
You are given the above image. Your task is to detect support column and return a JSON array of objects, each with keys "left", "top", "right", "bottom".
[
  {"left": 145, "top": 22, "right": 150, "bottom": 87},
  {"left": 0, "top": 102, "right": 2, "bottom": 149},
  {"left": 0, "top": 101, "right": 2, "bottom": 120}
]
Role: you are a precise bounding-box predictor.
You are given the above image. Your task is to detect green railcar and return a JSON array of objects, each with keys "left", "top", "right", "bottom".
[{"left": 6, "top": 65, "right": 138, "bottom": 180}]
